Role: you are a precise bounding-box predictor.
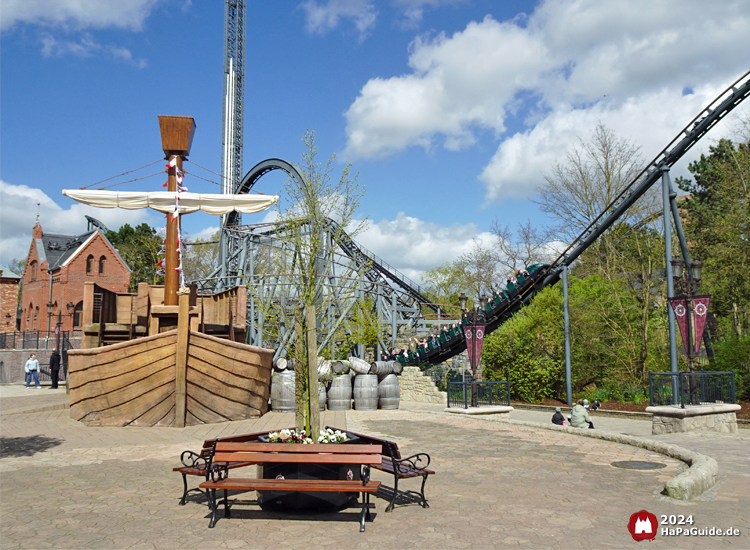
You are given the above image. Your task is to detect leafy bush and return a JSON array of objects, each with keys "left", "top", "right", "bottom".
[{"left": 711, "top": 334, "right": 750, "bottom": 401}]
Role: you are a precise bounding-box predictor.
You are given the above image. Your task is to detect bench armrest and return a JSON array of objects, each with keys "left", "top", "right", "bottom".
[
  {"left": 395, "top": 452, "right": 431, "bottom": 472},
  {"left": 180, "top": 450, "right": 206, "bottom": 471}
]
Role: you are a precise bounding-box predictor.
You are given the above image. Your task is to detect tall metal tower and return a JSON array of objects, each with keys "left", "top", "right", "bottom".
[{"left": 218, "top": 0, "right": 246, "bottom": 286}]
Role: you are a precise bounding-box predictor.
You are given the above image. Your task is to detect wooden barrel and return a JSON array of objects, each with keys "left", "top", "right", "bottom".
[
  {"left": 353, "top": 374, "right": 378, "bottom": 411},
  {"left": 349, "top": 357, "right": 371, "bottom": 375},
  {"left": 391, "top": 360, "right": 403, "bottom": 375},
  {"left": 332, "top": 360, "right": 350, "bottom": 375},
  {"left": 378, "top": 374, "right": 400, "bottom": 410},
  {"left": 370, "top": 361, "right": 395, "bottom": 375},
  {"left": 318, "top": 383, "right": 326, "bottom": 412},
  {"left": 270, "top": 370, "right": 295, "bottom": 412},
  {"left": 317, "top": 359, "right": 331, "bottom": 379},
  {"left": 273, "top": 357, "right": 288, "bottom": 371},
  {"left": 327, "top": 375, "right": 352, "bottom": 410}
]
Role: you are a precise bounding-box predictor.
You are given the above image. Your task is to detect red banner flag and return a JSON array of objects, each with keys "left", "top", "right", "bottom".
[
  {"left": 464, "top": 326, "right": 474, "bottom": 368},
  {"left": 692, "top": 295, "right": 710, "bottom": 354},
  {"left": 668, "top": 298, "right": 689, "bottom": 355},
  {"left": 464, "top": 324, "right": 486, "bottom": 371}
]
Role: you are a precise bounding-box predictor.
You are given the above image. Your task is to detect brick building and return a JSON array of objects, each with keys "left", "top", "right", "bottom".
[
  {"left": 20, "top": 222, "right": 131, "bottom": 334},
  {"left": 0, "top": 265, "right": 21, "bottom": 331}
]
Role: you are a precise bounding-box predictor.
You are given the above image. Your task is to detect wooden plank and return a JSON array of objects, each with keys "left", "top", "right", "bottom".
[
  {"left": 129, "top": 390, "right": 176, "bottom": 427},
  {"left": 67, "top": 330, "right": 177, "bottom": 360},
  {"left": 216, "top": 442, "right": 382, "bottom": 454},
  {"left": 212, "top": 452, "right": 383, "bottom": 465},
  {"left": 174, "top": 293, "right": 190, "bottom": 428},
  {"left": 75, "top": 380, "right": 175, "bottom": 427},
  {"left": 200, "top": 479, "right": 381, "bottom": 492},
  {"left": 185, "top": 395, "right": 231, "bottom": 425},
  {"left": 186, "top": 350, "right": 270, "bottom": 395},
  {"left": 189, "top": 331, "right": 274, "bottom": 367},
  {"left": 69, "top": 353, "right": 174, "bottom": 404},
  {"left": 158, "top": 404, "right": 176, "bottom": 427},
  {"left": 187, "top": 382, "right": 266, "bottom": 418},
  {"left": 68, "top": 341, "right": 176, "bottom": 387},
  {"left": 186, "top": 362, "right": 268, "bottom": 405},
  {"left": 69, "top": 365, "right": 174, "bottom": 415}
]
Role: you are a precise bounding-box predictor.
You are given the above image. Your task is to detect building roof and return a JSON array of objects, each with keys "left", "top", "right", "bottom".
[
  {"left": 0, "top": 265, "right": 22, "bottom": 280},
  {"left": 41, "top": 231, "right": 97, "bottom": 270}
]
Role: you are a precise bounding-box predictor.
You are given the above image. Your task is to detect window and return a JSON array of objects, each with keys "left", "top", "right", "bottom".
[
  {"left": 30, "top": 261, "right": 37, "bottom": 281},
  {"left": 73, "top": 301, "right": 83, "bottom": 328},
  {"left": 99, "top": 256, "right": 106, "bottom": 274},
  {"left": 86, "top": 255, "right": 94, "bottom": 274}
]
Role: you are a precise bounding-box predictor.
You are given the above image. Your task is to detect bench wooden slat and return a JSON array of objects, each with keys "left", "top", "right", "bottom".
[
  {"left": 200, "top": 478, "right": 381, "bottom": 493},
  {"left": 212, "top": 451, "right": 382, "bottom": 465},
  {"left": 215, "top": 442, "right": 381, "bottom": 454}
]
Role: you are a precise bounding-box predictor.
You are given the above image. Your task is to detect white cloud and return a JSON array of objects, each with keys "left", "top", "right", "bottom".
[
  {"left": 393, "top": 0, "right": 466, "bottom": 29},
  {"left": 0, "top": 180, "right": 152, "bottom": 265},
  {"left": 1, "top": 0, "right": 159, "bottom": 32},
  {"left": 299, "top": 0, "right": 378, "bottom": 38},
  {"left": 355, "top": 212, "right": 494, "bottom": 283},
  {"left": 40, "top": 33, "right": 147, "bottom": 67},
  {"left": 343, "top": 0, "right": 750, "bottom": 199}
]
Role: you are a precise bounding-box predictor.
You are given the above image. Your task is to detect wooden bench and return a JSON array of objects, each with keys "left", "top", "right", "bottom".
[
  {"left": 328, "top": 426, "right": 434, "bottom": 512},
  {"left": 199, "top": 442, "right": 383, "bottom": 531},
  {"left": 173, "top": 432, "right": 264, "bottom": 505}
]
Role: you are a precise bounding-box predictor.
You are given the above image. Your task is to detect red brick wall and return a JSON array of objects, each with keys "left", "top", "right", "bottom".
[
  {"left": 0, "top": 277, "right": 19, "bottom": 331},
  {"left": 20, "top": 230, "right": 131, "bottom": 334}
]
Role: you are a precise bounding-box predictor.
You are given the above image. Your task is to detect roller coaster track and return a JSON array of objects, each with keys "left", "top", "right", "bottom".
[
  {"left": 215, "top": 72, "right": 749, "bottom": 364},
  {"left": 400, "top": 70, "right": 750, "bottom": 366},
  {"left": 230, "top": 158, "right": 437, "bottom": 311}
]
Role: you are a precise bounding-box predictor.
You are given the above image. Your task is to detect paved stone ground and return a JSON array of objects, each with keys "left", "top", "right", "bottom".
[{"left": 0, "top": 388, "right": 748, "bottom": 549}]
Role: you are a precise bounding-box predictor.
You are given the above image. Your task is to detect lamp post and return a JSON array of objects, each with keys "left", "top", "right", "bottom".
[
  {"left": 669, "top": 258, "right": 705, "bottom": 373},
  {"left": 459, "top": 292, "right": 487, "bottom": 407}
]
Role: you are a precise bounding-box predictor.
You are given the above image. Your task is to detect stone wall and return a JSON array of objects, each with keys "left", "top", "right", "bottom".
[
  {"left": 652, "top": 411, "right": 739, "bottom": 434},
  {"left": 398, "top": 366, "right": 447, "bottom": 404}
]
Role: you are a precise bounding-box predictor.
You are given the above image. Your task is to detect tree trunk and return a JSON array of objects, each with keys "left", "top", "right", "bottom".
[
  {"left": 294, "top": 310, "right": 306, "bottom": 433},
  {"left": 306, "top": 305, "right": 320, "bottom": 440}
]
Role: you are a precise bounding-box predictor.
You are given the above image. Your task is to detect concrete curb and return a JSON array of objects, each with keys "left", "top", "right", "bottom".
[{"left": 493, "top": 418, "right": 719, "bottom": 501}]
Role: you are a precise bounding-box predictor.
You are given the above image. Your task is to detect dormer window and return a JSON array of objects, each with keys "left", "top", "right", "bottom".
[
  {"left": 99, "top": 256, "right": 106, "bottom": 274},
  {"left": 86, "top": 255, "right": 94, "bottom": 274}
]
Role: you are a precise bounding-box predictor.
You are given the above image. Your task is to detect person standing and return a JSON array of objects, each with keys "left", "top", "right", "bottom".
[
  {"left": 24, "top": 353, "right": 41, "bottom": 389},
  {"left": 49, "top": 350, "right": 61, "bottom": 389}
]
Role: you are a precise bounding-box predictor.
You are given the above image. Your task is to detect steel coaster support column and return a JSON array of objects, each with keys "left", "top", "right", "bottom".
[
  {"left": 662, "top": 167, "right": 679, "bottom": 404},
  {"left": 562, "top": 263, "right": 573, "bottom": 406},
  {"left": 391, "top": 292, "right": 398, "bottom": 352}
]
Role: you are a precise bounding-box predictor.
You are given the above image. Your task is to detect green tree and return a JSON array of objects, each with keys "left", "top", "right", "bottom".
[
  {"left": 183, "top": 231, "right": 220, "bottom": 283},
  {"left": 105, "top": 223, "right": 164, "bottom": 292},
  {"left": 271, "top": 130, "right": 366, "bottom": 438},
  {"left": 677, "top": 138, "right": 750, "bottom": 337}
]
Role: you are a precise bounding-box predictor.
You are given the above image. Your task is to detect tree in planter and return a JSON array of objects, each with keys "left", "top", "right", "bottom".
[{"left": 271, "top": 130, "right": 366, "bottom": 438}]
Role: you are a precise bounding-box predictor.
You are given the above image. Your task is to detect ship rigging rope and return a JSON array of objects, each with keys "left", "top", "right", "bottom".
[
  {"left": 77, "top": 158, "right": 164, "bottom": 190},
  {"left": 184, "top": 159, "right": 265, "bottom": 194}
]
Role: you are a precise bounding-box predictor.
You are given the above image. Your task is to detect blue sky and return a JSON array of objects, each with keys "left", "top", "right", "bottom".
[{"left": 1, "top": 0, "right": 749, "bottom": 282}]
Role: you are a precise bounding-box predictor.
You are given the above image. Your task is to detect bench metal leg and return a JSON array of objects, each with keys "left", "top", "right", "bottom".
[
  {"left": 179, "top": 474, "right": 188, "bottom": 505},
  {"left": 385, "top": 474, "right": 399, "bottom": 512},
  {"left": 208, "top": 489, "right": 218, "bottom": 528},
  {"left": 360, "top": 492, "right": 371, "bottom": 532},
  {"left": 419, "top": 474, "right": 429, "bottom": 508},
  {"left": 223, "top": 488, "right": 230, "bottom": 518}
]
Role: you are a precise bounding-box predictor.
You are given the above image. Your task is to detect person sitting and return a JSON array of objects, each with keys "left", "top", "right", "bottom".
[
  {"left": 570, "top": 399, "right": 594, "bottom": 429},
  {"left": 551, "top": 407, "right": 566, "bottom": 426}
]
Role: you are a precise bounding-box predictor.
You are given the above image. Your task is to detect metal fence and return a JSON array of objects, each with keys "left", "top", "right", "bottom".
[
  {"left": 447, "top": 381, "right": 510, "bottom": 409},
  {"left": 0, "top": 331, "right": 70, "bottom": 350},
  {"left": 649, "top": 371, "right": 736, "bottom": 408}
]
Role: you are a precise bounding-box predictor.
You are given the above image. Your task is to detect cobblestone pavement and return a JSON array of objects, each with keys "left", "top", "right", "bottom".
[{"left": 0, "top": 392, "right": 748, "bottom": 549}]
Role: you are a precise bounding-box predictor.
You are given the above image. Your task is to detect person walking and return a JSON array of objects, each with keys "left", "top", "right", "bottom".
[
  {"left": 49, "top": 350, "right": 61, "bottom": 389},
  {"left": 24, "top": 353, "right": 41, "bottom": 389}
]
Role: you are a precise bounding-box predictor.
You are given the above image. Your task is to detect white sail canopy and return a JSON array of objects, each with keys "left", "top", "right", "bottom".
[{"left": 62, "top": 190, "right": 278, "bottom": 215}]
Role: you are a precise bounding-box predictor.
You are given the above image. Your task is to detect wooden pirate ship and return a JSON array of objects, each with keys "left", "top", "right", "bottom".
[{"left": 64, "top": 116, "right": 277, "bottom": 427}]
